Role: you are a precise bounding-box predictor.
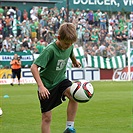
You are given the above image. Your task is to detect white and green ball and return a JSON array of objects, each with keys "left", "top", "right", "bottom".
[
  {"left": 70, "top": 80, "right": 94, "bottom": 103},
  {"left": 0, "top": 108, "right": 3, "bottom": 116}
]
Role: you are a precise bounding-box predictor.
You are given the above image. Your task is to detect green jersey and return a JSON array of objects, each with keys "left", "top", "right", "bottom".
[{"left": 34, "top": 41, "right": 73, "bottom": 90}]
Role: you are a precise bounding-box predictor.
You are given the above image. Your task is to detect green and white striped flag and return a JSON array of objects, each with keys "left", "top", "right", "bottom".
[
  {"left": 130, "top": 50, "right": 133, "bottom": 66},
  {"left": 73, "top": 46, "right": 87, "bottom": 68},
  {"left": 67, "top": 47, "right": 87, "bottom": 69},
  {"left": 87, "top": 54, "right": 126, "bottom": 69}
]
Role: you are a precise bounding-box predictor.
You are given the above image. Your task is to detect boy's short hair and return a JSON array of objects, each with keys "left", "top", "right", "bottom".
[{"left": 58, "top": 23, "right": 77, "bottom": 43}]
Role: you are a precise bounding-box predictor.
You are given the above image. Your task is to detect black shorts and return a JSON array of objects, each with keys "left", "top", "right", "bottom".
[
  {"left": 38, "top": 79, "right": 72, "bottom": 113},
  {"left": 12, "top": 68, "right": 21, "bottom": 80}
]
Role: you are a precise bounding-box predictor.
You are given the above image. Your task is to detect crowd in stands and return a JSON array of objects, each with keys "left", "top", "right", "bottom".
[{"left": 0, "top": 6, "right": 133, "bottom": 60}]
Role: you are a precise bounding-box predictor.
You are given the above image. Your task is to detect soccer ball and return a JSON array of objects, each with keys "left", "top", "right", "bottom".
[
  {"left": 0, "top": 108, "right": 3, "bottom": 116},
  {"left": 70, "top": 80, "right": 94, "bottom": 103}
]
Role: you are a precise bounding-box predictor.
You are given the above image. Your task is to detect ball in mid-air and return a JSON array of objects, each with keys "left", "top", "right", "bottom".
[
  {"left": 70, "top": 80, "right": 94, "bottom": 103},
  {"left": 0, "top": 108, "right": 3, "bottom": 116}
]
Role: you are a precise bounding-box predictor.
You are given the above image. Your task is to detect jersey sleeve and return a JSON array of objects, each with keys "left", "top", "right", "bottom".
[
  {"left": 70, "top": 44, "right": 74, "bottom": 58},
  {"left": 33, "top": 49, "right": 53, "bottom": 68}
]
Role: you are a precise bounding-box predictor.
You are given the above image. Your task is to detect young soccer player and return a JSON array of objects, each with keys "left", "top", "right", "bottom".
[{"left": 31, "top": 22, "right": 81, "bottom": 133}]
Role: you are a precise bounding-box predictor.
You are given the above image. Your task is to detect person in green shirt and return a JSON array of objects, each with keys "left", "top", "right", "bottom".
[
  {"left": 36, "top": 41, "right": 45, "bottom": 54},
  {"left": 31, "top": 23, "right": 81, "bottom": 133},
  {"left": 91, "top": 31, "right": 99, "bottom": 43},
  {"left": 30, "top": 20, "right": 37, "bottom": 41},
  {"left": 16, "top": 17, "right": 22, "bottom": 37},
  {"left": 0, "top": 7, "right": 4, "bottom": 14},
  {"left": 93, "top": 11, "right": 98, "bottom": 27}
]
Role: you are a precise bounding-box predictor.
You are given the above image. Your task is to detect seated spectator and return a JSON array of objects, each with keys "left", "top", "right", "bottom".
[
  {"left": 93, "top": 45, "right": 100, "bottom": 56},
  {"left": 85, "top": 43, "right": 93, "bottom": 55},
  {"left": 12, "top": 40, "right": 21, "bottom": 52},
  {"left": 121, "top": 27, "right": 128, "bottom": 41},
  {"left": 115, "top": 31, "right": 123, "bottom": 42},
  {"left": 91, "top": 31, "right": 99, "bottom": 44},
  {"left": 83, "top": 28, "right": 90, "bottom": 44},
  {"left": 2, "top": 36, "right": 11, "bottom": 49},
  {"left": 106, "top": 45, "right": 116, "bottom": 58},
  {"left": 99, "top": 41, "right": 106, "bottom": 56},
  {"left": 1, "top": 44, "right": 7, "bottom": 52},
  {"left": 36, "top": 40, "right": 45, "bottom": 54},
  {"left": 105, "top": 33, "right": 113, "bottom": 46},
  {"left": 99, "top": 29, "right": 106, "bottom": 43},
  {"left": 129, "top": 27, "right": 133, "bottom": 39}
]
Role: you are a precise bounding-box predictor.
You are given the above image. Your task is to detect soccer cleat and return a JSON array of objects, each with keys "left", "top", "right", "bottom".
[{"left": 63, "top": 127, "right": 76, "bottom": 133}]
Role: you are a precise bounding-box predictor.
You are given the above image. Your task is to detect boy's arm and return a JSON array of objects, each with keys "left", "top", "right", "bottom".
[
  {"left": 31, "top": 64, "right": 50, "bottom": 99},
  {"left": 70, "top": 55, "right": 81, "bottom": 68}
]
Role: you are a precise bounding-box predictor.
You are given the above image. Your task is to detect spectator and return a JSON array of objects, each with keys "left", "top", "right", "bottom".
[
  {"left": 99, "top": 41, "right": 106, "bottom": 55},
  {"left": 129, "top": 27, "right": 133, "bottom": 39},
  {"left": 8, "top": 7, "right": 15, "bottom": 19},
  {"left": 30, "top": 7, "right": 37, "bottom": 21},
  {"left": 3, "top": 6, "right": 8, "bottom": 17},
  {"left": 87, "top": 10, "right": 94, "bottom": 25},
  {"left": 100, "top": 14, "right": 106, "bottom": 30},
  {"left": 10, "top": 54, "right": 21, "bottom": 86},
  {"left": 105, "top": 33, "right": 113, "bottom": 46},
  {"left": 121, "top": 26, "right": 128, "bottom": 41},
  {"left": 116, "top": 31, "right": 123, "bottom": 42},
  {"left": 99, "top": 29, "right": 106, "bottom": 43},
  {"left": 0, "top": 6, "right": 4, "bottom": 15},
  {"left": 93, "top": 10, "right": 98, "bottom": 27},
  {"left": 5, "top": 15, "right": 12, "bottom": 36},
  {"left": 16, "top": 16, "right": 22, "bottom": 37},
  {"left": 83, "top": 28, "right": 90, "bottom": 44},
  {"left": 97, "top": 9, "right": 102, "bottom": 26},
  {"left": 23, "top": 9, "right": 28, "bottom": 21},
  {"left": 2, "top": 36, "right": 11, "bottom": 49},
  {"left": 16, "top": 7, "right": 22, "bottom": 22},
  {"left": 30, "top": 20, "right": 37, "bottom": 41},
  {"left": 36, "top": 40, "right": 45, "bottom": 54},
  {"left": 76, "top": 25, "right": 84, "bottom": 46},
  {"left": 116, "top": 11, "right": 121, "bottom": 21},
  {"left": 1, "top": 44, "right": 7, "bottom": 52},
  {"left": 91, "top": 31, "right": 99, "bottom": 44}
]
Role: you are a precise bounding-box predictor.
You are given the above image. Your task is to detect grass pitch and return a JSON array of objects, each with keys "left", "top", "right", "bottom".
[{"left": 0, "top": 81, "right": 132, "bottom": 133}]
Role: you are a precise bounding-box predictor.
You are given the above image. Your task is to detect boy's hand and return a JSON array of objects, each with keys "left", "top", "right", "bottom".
[
  {"left": 72, "top": 61, "right": 81, "bottom": 68},
  {"left": 38, "top": 86, "right": 50, "bottom": 100}
]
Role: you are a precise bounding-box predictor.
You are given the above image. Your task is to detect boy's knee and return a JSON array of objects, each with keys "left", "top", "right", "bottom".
[{"left": 42, "top": 112, "right": 52, "bottom": 124}]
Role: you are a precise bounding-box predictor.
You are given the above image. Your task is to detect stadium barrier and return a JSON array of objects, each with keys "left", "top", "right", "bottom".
[{"left": 1, "top": 67, "right": 132, "bottom": 84}]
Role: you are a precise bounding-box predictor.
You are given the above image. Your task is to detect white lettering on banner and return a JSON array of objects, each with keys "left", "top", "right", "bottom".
[
  {"left": 66, "top": 68, "right": 100, "bottom": 81},
  {"left": 0, "top": 55, "right": 33, "bottom": 61},
  {"left": 21, "top": 68, "right": 33, "bottom": 78},
  {"left": 21, "top": 55, "right": 33, "bottom": 61},
  {"left": 0, "top": 68, "right": 100, "bottom": 84},
  {"left": 113, "top": 67, "right": 133, "bottom": 80},
  {"left": 104, "top": 0, "right": 110, "bottom": 5},
  {"left": 123, "top": 0, "right": 133, "bottom": 6},
  {"left": 73, "top": 0, "right": 119, "bottom": 6},
  {"left": 0, "top": 78, "right": 36, "bottom": 84},
  {"left": 0, "top": 55, "right": 13, "bottom": 61},
  {"left": 97, "top": 0, "right": 104, "bottom": 5},
  {"left": 73, "top": 0, "right": 125, "bottom": 7}
]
